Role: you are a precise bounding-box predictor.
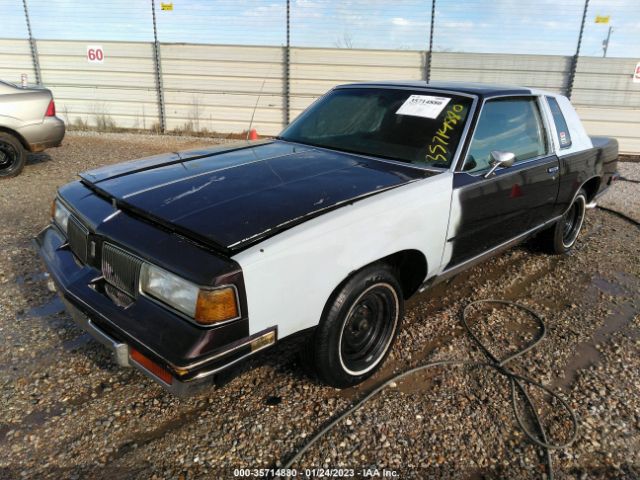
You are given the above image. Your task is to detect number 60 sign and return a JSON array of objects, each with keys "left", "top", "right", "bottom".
[{"left": 87, "top": 45, "right": 105, "bottom": 63}]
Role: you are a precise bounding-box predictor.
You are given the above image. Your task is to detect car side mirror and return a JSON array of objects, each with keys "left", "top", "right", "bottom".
[{"left": 484, "top": 150, "right": 516, "bottom": 178}]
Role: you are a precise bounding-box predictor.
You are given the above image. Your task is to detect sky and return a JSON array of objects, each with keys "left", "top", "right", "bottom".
[{"left": 0, "top": 0, "right": 638, "bottom": 57}]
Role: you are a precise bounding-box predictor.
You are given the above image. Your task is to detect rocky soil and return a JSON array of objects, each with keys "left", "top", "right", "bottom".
[{"left": 1, "top": 132, "right": 638, "bottom": 479}]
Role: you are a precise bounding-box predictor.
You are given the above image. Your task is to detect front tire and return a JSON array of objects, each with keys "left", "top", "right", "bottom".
[
  {"left": 0, "top": 133, "right": 27, "bottom": 179},
  {"left": 539, "top": 188, "right": 587, "bottom": 254},
  {"left": 311, "top": 264, "right": 403, "bottom": 388}
]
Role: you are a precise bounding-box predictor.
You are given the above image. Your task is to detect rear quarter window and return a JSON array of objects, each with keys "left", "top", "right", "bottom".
[{"left": 547, "top": 96, "right": 572, "bottom": 149}]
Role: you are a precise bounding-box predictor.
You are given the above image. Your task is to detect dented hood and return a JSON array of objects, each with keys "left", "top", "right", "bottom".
[{"left": 80, "top": 140, "right": 433, "bottom": 251}]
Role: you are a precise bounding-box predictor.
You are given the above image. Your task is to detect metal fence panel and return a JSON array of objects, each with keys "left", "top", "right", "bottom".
[
  {"left": 431, "top": 53, "right": 571, "bottom": 93},
  {"left": 289, "top": 47, "right": 424, "bottom": 117},
  {"left": 572, "top": 57, "right": 640, "bottom": 108},
  {"left": 0, "top": 38, "right": 36, "bottom": 84},
  {"left": 35, "top": 40, "right": 159, "bottom": 129},
  {"left": 575, "top": 106, "right": 640, "bottom": 154},
  {"left": 2, "top": 38, "right": 639, "bottom": 152},
  {"left": 161, "top": 43, "right": 285, "bottom": 135}
]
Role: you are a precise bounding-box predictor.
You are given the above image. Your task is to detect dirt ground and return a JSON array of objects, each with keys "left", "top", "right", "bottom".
[{"left": 1, "top": 132, "right": 639, "bottom": 479}]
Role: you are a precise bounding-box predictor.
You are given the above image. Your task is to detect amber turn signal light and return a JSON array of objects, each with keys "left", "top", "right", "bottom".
[
  {"left": 130, "top": 348, "right": 174, "bottom": 385},
  {"left": 194, "top": 287, "right": 239, "bottom": 325}
]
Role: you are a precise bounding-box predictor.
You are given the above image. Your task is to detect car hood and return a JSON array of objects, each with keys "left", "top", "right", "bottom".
[{"left": 80, "top": 140, "right": 436, "bottom": 252}]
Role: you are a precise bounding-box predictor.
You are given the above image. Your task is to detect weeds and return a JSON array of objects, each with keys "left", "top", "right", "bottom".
[
  {"left": 94, "top": 114, "right": 118, "bottom": 132},
  {"left": 72, "top": 117, "right": 90, "bottom": 131}
]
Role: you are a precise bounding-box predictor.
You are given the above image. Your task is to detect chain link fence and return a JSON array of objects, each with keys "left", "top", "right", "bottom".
[{"left": 1, "top": 0, "right": 639, "bottom": 152}]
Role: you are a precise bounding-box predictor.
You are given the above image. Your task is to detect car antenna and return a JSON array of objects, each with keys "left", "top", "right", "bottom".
[{"left": 246, "top": 62, "right": 274, "bottom": 141}]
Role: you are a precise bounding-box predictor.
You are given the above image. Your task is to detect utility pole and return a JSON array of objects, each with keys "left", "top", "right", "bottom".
[
  {"left": 22, "top": 0, "right": 41, "bottom": 85},
  {"left": 602, "top": 26, "right": 613, "bottom": 57},
  {"left": 150, "top": 0, "right": 166, "bottom": 133},
  {"left": 425, "top": 0, "right": 436, "bottom": 83},
  {"left": 566, "top": 0, "right": 589, "bottom": 100},
  {"left": 284, "top": 0, "right": 291, "bottom": 126}
]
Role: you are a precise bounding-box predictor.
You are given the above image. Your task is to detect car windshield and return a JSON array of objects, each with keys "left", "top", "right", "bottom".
[{"left": 280, "top": 88, "right": 473, "bottom": 168}]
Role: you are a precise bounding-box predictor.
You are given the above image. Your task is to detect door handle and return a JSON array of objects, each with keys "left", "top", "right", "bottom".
[{"left": 547, "top": 166, "right": 559, "bottom": 174}]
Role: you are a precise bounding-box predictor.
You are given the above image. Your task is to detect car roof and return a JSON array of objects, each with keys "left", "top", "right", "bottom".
[{"left": 336, "top": 80, "right": 542, "bottom": 98}]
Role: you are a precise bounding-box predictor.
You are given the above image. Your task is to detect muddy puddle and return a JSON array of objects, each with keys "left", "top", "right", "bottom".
[
  {"left": 18, "top": 295, "right": 65, "bottom": 320},
  {"left": 15, "top": 271, "right": 50, "bottom": 286},
  {"left": 553, "top": 271, "right": 640, "bottom": 391}
]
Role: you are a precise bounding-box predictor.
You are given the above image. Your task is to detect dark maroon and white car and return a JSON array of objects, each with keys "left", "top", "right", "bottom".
[{"left": 37, "top": 82, "right": 618, "bottom": 394}]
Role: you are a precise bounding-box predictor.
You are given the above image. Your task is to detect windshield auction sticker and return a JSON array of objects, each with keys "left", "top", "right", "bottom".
[{"left": 396, "top": 95, "right": 451, "bottom": 119}]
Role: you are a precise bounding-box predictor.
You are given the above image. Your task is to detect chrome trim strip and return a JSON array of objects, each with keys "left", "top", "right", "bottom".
[
  {"left": 426, "top": 215, "right": 563, "bottom": 288},
  {"left": 129, "top": 328, "right": 277, "bottom": 396},
  {"left": 562, "top": 174, "right": 602, "bottom": 216},
  {"left": 62, "top": 292, "right": 277, "bottom": 393},
  {"left": 184, "top": 330, "right": 277, "bottom": 383},
  {"left": 176, "top": 326, "right": 277, "bottom": 372},
  {"left": 455, "top": 155, "right": 561, "bottom": 190}
]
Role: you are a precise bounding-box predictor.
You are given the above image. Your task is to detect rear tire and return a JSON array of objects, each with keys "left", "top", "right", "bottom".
[
  {"left": 538, "top": 188, "right": 587, "bottom": 254},
  {"left": 310, "top": 264, "right": 403, "bottom": 388},
  {"left": 0, "top": 133, "right": 27, "bottom": 179}
]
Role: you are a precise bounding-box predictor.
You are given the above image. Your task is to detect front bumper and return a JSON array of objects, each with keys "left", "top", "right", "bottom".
[{"left": 35, "top": 224, "right": 276, "bottom": 396}]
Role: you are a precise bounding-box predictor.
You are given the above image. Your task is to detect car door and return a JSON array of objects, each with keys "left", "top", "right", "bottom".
[{"left": 444, "top": 95, "right": 560, "bottom": 269}]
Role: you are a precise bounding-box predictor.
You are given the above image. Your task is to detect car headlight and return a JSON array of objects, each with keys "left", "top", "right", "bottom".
[
  {"left": 139, "top": 263, "right": 239, "bottom": 325},
  {"left": 52, "top": 199, "right": 71, "bottom": 234}
]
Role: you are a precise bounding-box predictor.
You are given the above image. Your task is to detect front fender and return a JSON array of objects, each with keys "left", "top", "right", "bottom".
[{"left": 233, "top": 172, "right": 453, "bottom": 338}]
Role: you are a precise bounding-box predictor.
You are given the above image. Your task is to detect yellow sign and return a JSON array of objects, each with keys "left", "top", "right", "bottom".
[
  {"left": 161, "top": 2, "right": 173, "bottom": 11},
  {"left": 595, "top": 15, "right": 610, "bottom": 24}
]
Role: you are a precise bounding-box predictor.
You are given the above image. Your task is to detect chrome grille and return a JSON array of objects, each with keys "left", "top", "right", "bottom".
[
  {"left": 101, "top": 243, "right": 143, "bottom": 298},
  {"left": 67, "top": 216, "right": 89, "bottom": 264}
]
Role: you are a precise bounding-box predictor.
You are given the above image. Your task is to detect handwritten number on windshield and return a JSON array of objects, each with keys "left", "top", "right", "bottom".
[{"left": 426, "top": 104, "right": 464, "bottom": 163}]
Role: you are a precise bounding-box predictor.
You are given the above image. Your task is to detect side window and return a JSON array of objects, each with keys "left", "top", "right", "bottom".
[
  {"left": 546, "top": 96, "right": 572, "bottom": 149},
  {"left": 463, "top": 97, "right": 548, "bottom": 173}
]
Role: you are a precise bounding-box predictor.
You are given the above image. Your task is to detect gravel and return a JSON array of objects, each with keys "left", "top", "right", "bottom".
[
  {"left": 1, "top": 132, "right": 639, "bottom": 479},
  {"left": 598, "top": 161, "right": 640, "bottom": 224}
]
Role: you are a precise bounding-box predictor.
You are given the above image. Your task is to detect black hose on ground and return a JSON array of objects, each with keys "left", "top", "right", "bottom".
[
  {"left": 596, "top": 205, "right": 640, "bottom": 228},
  {"left": 618, "top": 176, "right": 640, "bottom": 185},
  {"left": 282, "top": 300, "right": 579, "bottom": 479}
]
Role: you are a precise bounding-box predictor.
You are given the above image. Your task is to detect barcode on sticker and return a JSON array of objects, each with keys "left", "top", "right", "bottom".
[{"left": 396, "top": 95, "right": 451, "bottom": 119}]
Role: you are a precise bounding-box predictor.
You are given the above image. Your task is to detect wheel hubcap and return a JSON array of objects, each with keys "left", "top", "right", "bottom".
[
  {"left": 339, "top": 283, "right": 399, "bottom": 376},
  {"left": 563, "top": 204, "right": 577, "bottom": 237},
  {"left": 562, "top": 196, "right": 585, "bottom": 248},
  {"left": 0, "top": 143, "right": 17, "bottom": 171}
]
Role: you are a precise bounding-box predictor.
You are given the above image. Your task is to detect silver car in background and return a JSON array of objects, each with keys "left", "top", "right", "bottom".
[{"left": 0, "top": 80, "right": 65, "bottom": 178}]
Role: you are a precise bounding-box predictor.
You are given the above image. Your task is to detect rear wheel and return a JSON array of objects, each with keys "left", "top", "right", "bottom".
[
  {"left": 0, "top": 133, "right": 27, "bottom": 179},
  {"left": 310, "top": 264, "right": 403, "bottom": 388},
  {"left": 539, "top": 188, "right": 587, "bottom": 254}
]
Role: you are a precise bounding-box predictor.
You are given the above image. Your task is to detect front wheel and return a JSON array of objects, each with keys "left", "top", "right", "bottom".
[
  {"left": 310, "top": 264, "right": 403, "bottom": 388},
  {"left": 539, "top": 188, "right": 587, "bottom": 254}
]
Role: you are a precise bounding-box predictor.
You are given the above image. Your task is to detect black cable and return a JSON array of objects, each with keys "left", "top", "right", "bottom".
[
  {"left": 618, "top": 176, "right": 640, "bottom": 185},
  {"left": 281, "top": 300, "right": 579, "bottom": 479},
  {"left": 596, "top": 205, "right": 640, "bottom": 228}
]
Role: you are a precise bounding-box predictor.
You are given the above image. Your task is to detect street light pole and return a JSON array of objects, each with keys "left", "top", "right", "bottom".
[{"left": 602, "top": 25, "right": 613, "bottom": 57}]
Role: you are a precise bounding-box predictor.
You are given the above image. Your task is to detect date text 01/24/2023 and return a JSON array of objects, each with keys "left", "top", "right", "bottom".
[{"left": 232, "top": 467, "right": 399, "bottom": 477}]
